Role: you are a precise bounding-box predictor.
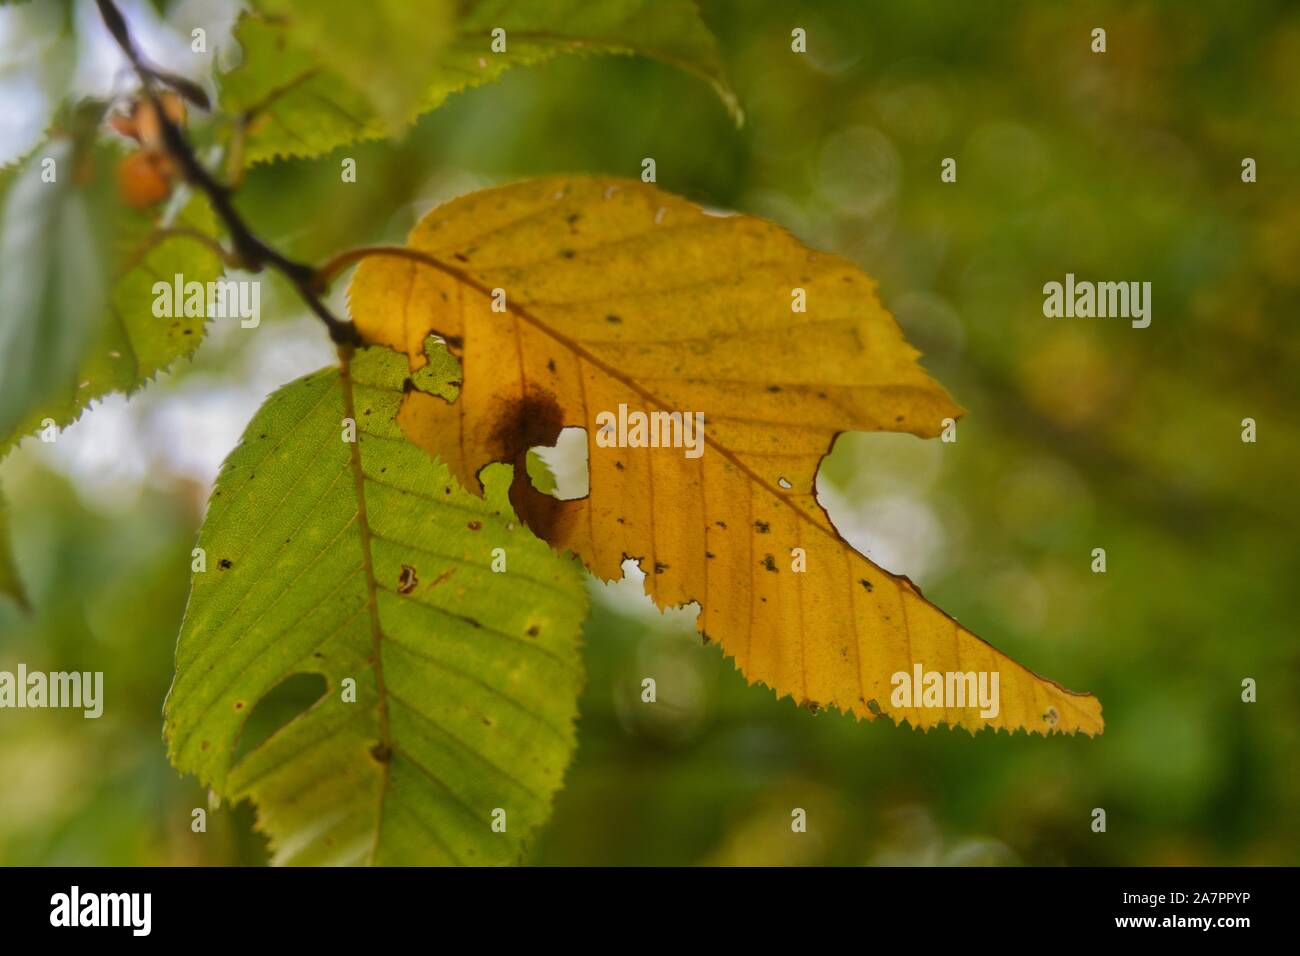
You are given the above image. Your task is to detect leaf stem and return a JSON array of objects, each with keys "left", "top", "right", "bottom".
[
  {"left": 118, "top": 227, "right": 242, "bottom": 277},
  {"left": 314, "top": 245, "right": 453, "bottom": 287}
]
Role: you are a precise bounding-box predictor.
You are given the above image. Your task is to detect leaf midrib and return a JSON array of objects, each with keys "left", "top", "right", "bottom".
[{"left": 339, "top": 354, "right": 393, "bottom": 864}]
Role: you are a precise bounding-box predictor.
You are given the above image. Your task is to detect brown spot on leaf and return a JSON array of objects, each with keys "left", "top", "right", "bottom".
[
  {"left": 397, "top": 564, "right": 418, "bottom": 594},
  {"left": 490, "top": 386, "right": 565, "bottom": 462},
  {"left": 495, "top": 387, "right": 580, "bottom": 546}
]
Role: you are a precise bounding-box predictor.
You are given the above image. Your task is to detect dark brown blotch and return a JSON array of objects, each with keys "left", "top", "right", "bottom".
[{"left": 397, "top": 564, "right": 418, "bottom": 594}]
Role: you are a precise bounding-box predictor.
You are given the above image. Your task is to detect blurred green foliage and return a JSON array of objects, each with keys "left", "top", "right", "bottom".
[{"left": 2, "top": 0, "right": 1298, "bottom": 865}]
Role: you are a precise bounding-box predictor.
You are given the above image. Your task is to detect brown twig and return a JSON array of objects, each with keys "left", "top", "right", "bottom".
[{"left": 94, "top": 0, "right": 360, "bottom": 347}]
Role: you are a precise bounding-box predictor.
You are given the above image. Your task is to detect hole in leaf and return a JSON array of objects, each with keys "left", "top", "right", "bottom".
[
  {"left": 397, "top": 564, "right": 418, "bottom": 594},
  {"left": 233, "top": 672, "right": 328, "bottom": 764},
  {"left": 527, "top": 426, "right": 589, "bottom": 501}
]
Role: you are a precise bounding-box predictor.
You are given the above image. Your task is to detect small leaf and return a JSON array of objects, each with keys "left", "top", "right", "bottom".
[
  {"left": 0, "top": 139, "right": 108, "bottom": 445},
  {"left": 166, "top": 346, "right": 588, "bottom": 864},
  {"left": 348, "top": 176, "right": 1104, "bottom": 736},
  {"left": 222, "top": 0, "right": 738, "bottom": 165},
  {"left": 525, "top": 448, "right": 558, "bottom": 496},
  {"left": 0, "top": 145, "right": 223, "bottom": 456},
  {"left": 243, "top": 0, "right": 455, "bottom": 131}
]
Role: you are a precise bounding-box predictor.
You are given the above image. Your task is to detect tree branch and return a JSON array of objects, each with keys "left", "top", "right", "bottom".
[{"left": 94, "top": 0, "right": 360, "bottom": 347}]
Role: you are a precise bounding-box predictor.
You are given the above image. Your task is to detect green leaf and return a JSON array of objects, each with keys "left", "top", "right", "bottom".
[
  {"left": 0, "top": 487, "right": 28, "bottom": 610},
  {"left": 165, "top": 346, "right": 588, "bottom": 864},
  {"left": 223, "top": 0, "right": 739, "bottom": 164},
  {"left": 525, "top": 449, "right": 557, "bottom": 496},
  {"left": 0, "top": 146, "right": 223, "bottom": 456},
  {"left": 0, "top": 139, "right": 108, "bottom": 446},
  {"left": 245, "top": 0, "right": 455, "bottom": 131}
]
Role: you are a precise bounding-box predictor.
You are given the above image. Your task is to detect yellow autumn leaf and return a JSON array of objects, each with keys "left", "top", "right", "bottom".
[{"left": 347, "top": 177, "right": 1103, "bottom": 736}]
